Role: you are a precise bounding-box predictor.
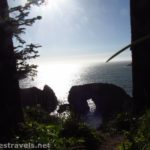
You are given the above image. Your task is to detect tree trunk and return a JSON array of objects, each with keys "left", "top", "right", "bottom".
[
  {"left": 0, "top": 0, "right": 23, "bottom": 142},
  {"left": 130, "top": 0, "right": 150, "bottom": 112}
]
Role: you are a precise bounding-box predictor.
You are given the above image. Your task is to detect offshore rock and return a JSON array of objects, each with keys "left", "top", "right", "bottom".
[
  {"left": 20, "top": 85, "right": 58, "bottom": 113},
  {"left": 68, "top": 83, "right": 132, "bottom": 120}
]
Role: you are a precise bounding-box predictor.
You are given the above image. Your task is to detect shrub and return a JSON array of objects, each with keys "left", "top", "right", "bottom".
[
  {"left": 59, "top": 116, "right": 104, "bottom": 150},
  {"left": 11, "top": 106, "right": 103, "bottom": 150},
  {"left": 118, "top": 109, "right": 150, "bottom": 150}
]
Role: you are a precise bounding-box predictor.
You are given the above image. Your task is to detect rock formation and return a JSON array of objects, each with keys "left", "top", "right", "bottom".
[
  {"left": 20, "top": 85, "right": 58, "bottom": 113},
  {"left": 68, "top": 83, "right": 132, "bottom": 119}
]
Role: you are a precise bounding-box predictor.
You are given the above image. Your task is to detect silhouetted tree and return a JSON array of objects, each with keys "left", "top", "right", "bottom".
[
  {"left": 0, "top": 0, "right": 23, "bottom": 142},
  {"left": 130, "top": 0, "right": 150, "bottom": 112},
  {"left": 0, "top": 0, "right": 44, "bottom": 142},
  {"left": 9, "top": 0, "right": 44, "bottom": 79}
]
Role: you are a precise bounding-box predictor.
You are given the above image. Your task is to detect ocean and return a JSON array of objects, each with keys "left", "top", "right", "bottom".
[
  {"left": 20, "top": 60, "right": 132, "bottom": 101},
  {"left": 20, "top": 60, "right": 132, "bottom": 128}
]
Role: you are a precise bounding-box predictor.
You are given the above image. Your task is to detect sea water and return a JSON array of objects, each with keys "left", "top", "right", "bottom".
[
  {"left": 20, "top": 61, "right": 132, "bottom": 128},
  {"left": 20, "top": 61, "right": 132, "bottom": 99}
]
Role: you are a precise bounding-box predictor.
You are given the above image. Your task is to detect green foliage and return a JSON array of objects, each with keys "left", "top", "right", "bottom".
[
  {"left": 8, "top": 0, "right": 45, "bottom": 79},
  {"left": 95, "top": 110, "right": 150, "bottom": 150},
  {"left": 11, "top": 106, "right": 103, "bottom": 150},
  {"left": 23, "top": 106, "right": 61, "bottom": 124},
  {"left": 100, "top": 112, "right": 137, "bottom": 135},
  {"left": 118, "top": 109, "right": 150, "bottom": 150},
  {"left": 60, "top": 116, "right": 103, "bottom": 150},
  {"left": 11, "top": 106, "right": 150, "bottom": 150}
]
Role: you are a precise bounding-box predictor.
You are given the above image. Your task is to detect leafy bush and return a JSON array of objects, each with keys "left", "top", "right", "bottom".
[
  {"left": 118, "top": 109, "right": 150, "bottom": 150},
  {"left": 23, "top": 106, "right": 61, "bottom": 124},
  {"left": 100, "top": 112, "right": 137, "bottom": 135},
  {"left": 60, "top": 116, "right": 103, "bottom": 150},
  {"left": 11, "top": 106, "right": 103, "bottom": 150}
]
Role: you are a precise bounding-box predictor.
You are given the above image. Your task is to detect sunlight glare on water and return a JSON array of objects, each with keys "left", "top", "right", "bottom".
[{"left": 37, "top": 62, "right": 83, "bottom": 101}]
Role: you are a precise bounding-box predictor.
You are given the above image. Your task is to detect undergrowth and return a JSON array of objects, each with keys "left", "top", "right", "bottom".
[{"left": 11, "top": 106, "right": 103, "bottom": 150}]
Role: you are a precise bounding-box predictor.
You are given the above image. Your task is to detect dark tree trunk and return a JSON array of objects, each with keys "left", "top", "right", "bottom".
[
  {"left": 130, "top": 0, "right": 150, "bottom": 112},
  {"left": 0, "top": 0, "right": 23, "bottom": 142}
]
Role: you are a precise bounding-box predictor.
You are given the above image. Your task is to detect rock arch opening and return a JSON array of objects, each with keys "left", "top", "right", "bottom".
[{"left": 87, "top": 99, "right": 96, "bottom": 113}]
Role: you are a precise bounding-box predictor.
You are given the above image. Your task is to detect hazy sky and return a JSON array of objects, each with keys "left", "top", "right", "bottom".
[{"left": 9, "top": 0, "right": 131, "bottom": 63}]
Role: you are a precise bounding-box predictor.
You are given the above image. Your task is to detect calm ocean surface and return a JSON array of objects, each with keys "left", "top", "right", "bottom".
[
  {"left": 20, "top": 61, "right": 132, "bottom": 128},
  {"left": 20, "top": 61, "right": 132, "bottom": 102}
]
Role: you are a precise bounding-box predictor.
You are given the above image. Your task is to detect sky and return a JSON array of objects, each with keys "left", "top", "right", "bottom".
[{"left": 8, "top": 0, "right": 131, "bottom": 63}]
